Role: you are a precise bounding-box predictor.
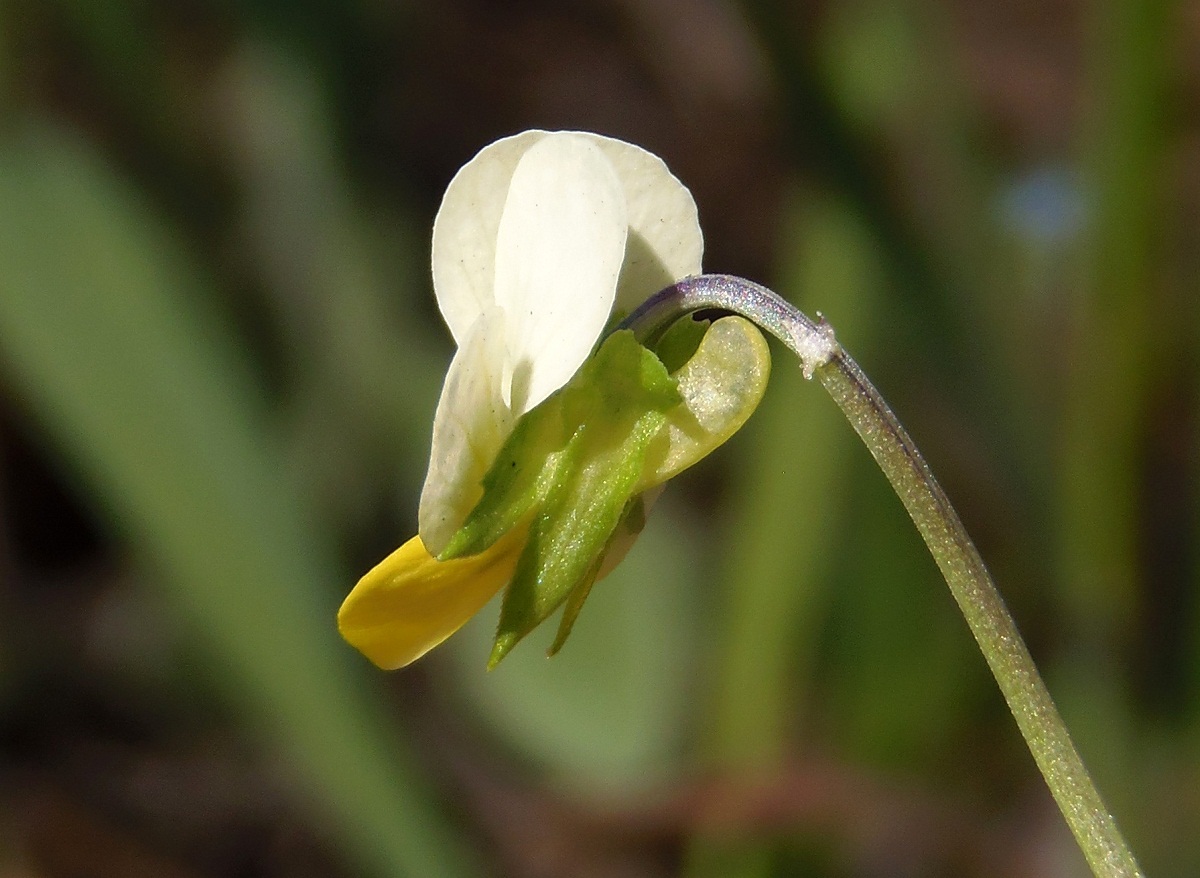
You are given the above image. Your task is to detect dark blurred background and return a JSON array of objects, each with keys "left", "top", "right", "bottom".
[{"left": 0, "top": 0, "right": 1196, "bottom": 876}]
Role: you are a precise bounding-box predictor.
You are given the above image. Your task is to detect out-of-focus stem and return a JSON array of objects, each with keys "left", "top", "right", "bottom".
[{"left": 624, "top": 274, "right": 1143, "bottom": 878}]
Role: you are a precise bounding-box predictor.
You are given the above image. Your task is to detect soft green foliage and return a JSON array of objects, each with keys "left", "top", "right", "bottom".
[{"left": 0, "top": 122, "right": 471, "bottom": 878}]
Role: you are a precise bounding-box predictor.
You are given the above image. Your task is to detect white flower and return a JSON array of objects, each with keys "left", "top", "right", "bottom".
[
  {"left": 337, "top": 131, "right": 771, "bottom": 671},
  {"left": 418, "top": 130, "right": 703, "bottom": 554}
]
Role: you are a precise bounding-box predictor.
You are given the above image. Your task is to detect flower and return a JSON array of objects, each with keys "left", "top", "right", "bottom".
[
  {"left": 420, "top": 130, "right": 704, "bottom": 555},
  {"left": 338, "top": 131, "right": 769, "bottom": 669}
]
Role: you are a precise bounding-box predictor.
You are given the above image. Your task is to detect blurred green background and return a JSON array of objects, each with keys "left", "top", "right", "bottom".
[{"left": 0, "top": 1, "right": 1195, "bottom": 875}]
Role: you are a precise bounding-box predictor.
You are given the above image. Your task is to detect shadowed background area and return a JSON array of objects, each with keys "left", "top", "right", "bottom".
[{"left": 0, "top": 0, "right": 1197, "bottom": 876}]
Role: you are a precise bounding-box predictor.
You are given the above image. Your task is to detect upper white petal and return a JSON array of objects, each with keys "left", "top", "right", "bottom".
[
  {"left": 492, "top": 133, "right": 628, "bottom": 414},
  {"left": 582, "top": 134, "right": 704, "bottom": 315},
  {"left": 431, "top": 130, "right": 547, "bottom": 345},
  {"left": 418, "top": 306, "right": 514, "bottom": 555},
  {"left": 422, "top": 130, "right": 702, "bottom": 552}
]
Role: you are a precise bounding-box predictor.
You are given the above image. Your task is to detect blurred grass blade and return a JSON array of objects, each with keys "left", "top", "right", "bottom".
[
  {"left": 218, "top": 44, "right": 444, "bottom": 528},
  {"left": 704, "top": 193, "right": 882, "bottom": 768},
  {"left": 0, "top": 121, "right": 472, "bottom": 878},
  {"left": 1058, "top": 0, "right": 1169, "bottom": 652},
  {"left": 684, "top": 193, "right": 882, "bottom": 878}
]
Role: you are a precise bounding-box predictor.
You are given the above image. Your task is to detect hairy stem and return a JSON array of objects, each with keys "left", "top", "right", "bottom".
[{"left": 624, "top": 274, "right": 1143, "bottom": 878}]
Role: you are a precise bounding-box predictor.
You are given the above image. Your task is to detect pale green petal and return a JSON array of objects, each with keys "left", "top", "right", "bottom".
[
  {"left": 584, "top": 134, "right": 704, "bottom": 315},
  {"left": 493, "top": 134, "right": 628, "bottom": 415},
  {"left": 338, "top": 528, "right": 525, "bottom": 670},
  {"left": 431, "top": 130, "right": 546, "bottom": 345},
  {"left": 638, "top": 315, "right": 771, "bottom": 489},
  {"left": 419, "top": 306, "right": 513, "bottom": 555}
]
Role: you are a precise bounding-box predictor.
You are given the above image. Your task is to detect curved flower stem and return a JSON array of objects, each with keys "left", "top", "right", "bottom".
[{"left": 623, "top": 274, "right": 1143, "bottom": 878}]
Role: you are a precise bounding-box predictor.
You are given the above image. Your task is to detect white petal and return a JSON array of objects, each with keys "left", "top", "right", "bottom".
[
  {"left": 418, "top": 307, "right": 514, "bottom": 555},
  {"left": 431, "top": 130, "right": 547, "bottom": 345},
  {"left": 492, "top": 133, "right": 628, "bottom": 414},
  {"left": 584, "top": 134, "right": 704, "bottom": 315}
]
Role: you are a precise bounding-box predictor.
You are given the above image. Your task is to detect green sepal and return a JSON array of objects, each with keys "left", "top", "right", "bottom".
[
  {"left": 440, "top": 316, "right": 770, "bottom": 667},
  {"left": 652, "top": 314, "right": 708, "bottom": 373},
  {"left": 548, "top": 493, "right": 650, "bottom": 656},
  {"left": 637, "top": 315, "right": 771, "bottom": 491},
  {"left": 440, "top": 330, "right": 679, "bottom": 563},
  {"left": 437, "top": 393, "right": 568, "bottom": 562},
  {"left": 486, "top": 331, "right": 679, "bottom": 666}
]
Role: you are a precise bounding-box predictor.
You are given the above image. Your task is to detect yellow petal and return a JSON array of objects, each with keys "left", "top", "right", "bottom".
[{"left": 338, "top": 527, "right": 526, "bottom": 669}]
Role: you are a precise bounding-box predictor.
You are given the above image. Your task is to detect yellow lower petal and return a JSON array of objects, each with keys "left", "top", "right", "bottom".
[{"left": 337, "top": 527, "right": 526, "bottom": 669}]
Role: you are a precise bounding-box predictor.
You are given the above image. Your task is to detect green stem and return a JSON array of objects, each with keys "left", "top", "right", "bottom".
[
  {"left": 817, "top": 351, "right": 1141, "bottom": 878},
  {"left": 624, "top": 274, "right": 1143, "bottom": 878}
]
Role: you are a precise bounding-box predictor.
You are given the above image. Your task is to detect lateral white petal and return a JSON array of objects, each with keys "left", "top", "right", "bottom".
[
  {"left": 418, "top": 307, "right": 514, "bottom": 556},
  {"left": 492, "top": 133, "right": 628, "bottom": 415},
  {"left": 585, "top": 134, "right": 704, "bottom": 315},
  {"left": 431, "top": 130, "right": 547, "bottom": 345}
]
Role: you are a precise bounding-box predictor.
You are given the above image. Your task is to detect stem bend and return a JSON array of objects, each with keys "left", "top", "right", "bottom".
[{"left": 624, "top": 274, "right": 1143, "bottom": 878}]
